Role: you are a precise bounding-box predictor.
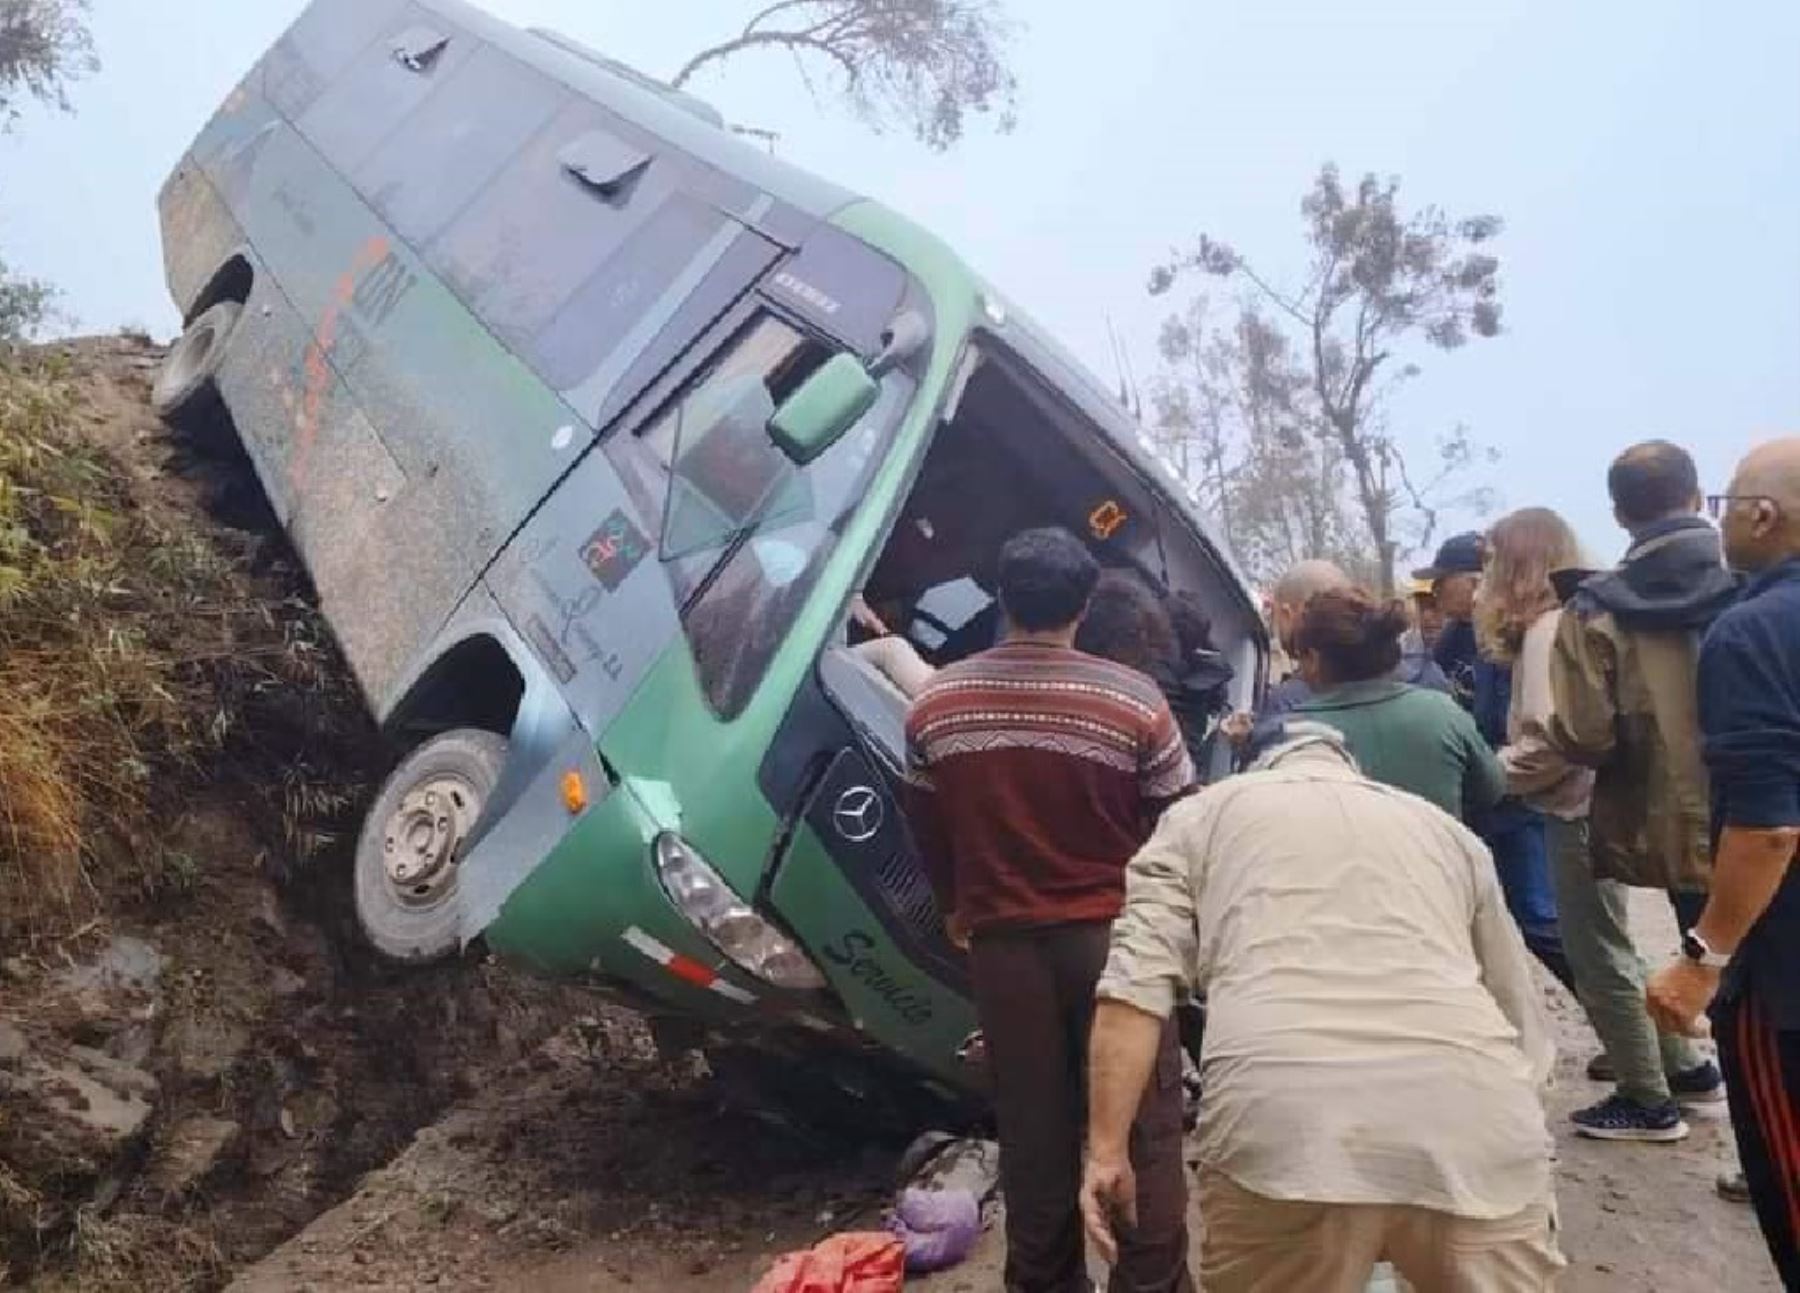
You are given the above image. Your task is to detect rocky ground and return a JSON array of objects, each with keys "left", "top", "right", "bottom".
[
  {"left": 229, "top": 896, "right": 1773, "bottom": 1293},
  {"left": 0, "top": 339, "right": 1779, "bottom": 1291}
]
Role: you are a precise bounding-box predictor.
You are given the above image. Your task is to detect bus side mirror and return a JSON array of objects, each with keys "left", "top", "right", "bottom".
[{"left": 769, "top": 353, "right": 878, "bottom": 465}]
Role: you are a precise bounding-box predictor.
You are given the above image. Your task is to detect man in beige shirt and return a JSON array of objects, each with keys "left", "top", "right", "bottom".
[{"left": 1080, "top": 723, "right": 1563, "bottom": 1292}]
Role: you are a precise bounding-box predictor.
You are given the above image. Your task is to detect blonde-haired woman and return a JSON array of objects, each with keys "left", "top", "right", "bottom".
[{"left": 1483, "top": 507, "right": 1711, "bottom": 1142}]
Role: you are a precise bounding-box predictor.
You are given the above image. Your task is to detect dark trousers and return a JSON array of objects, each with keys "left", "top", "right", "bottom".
[
  {"left": 970, "top": 923, "right": 1194, "bottom": 1293},
  {"left": 1714, "top": 992, "right": 1800, "bottom": 1289},
  {"left": 1485, "top": 806, "right": 1578, "bottom": 993}
]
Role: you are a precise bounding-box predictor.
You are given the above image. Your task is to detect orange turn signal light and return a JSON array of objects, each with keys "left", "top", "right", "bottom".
[{"left": 560, "top": 771, "right": 589, "bottom": 815}]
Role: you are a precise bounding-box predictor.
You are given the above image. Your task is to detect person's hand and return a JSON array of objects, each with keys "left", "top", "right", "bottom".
[
  {"left": 1220, "top": 711, "right": 1254, "bottom": 748},
  {"left": 1647, "top": 958, "right": 1720, "bottom": 1037},
  {"left": 1080, "top": 1147, "right": 1137, "bottom": 1266},
  {"left": 944, "top": 910, "right": 971, "bottom": 951},
  {"left": 850, "top": 595, "right": 890, "bottom": 637}
]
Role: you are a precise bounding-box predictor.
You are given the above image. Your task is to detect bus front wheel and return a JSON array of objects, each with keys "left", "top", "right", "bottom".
[{"left": 353, "top": 728, "right": 507, "bottom": 964}]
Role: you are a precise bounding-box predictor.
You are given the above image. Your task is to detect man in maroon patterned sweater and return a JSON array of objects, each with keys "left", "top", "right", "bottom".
[{"left": 904, "top": 527, "right": 1195, "bottom": 1293}]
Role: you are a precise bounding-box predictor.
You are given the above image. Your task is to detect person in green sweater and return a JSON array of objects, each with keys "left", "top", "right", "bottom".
[{"left": 1292, "top": 587, "right": 1505, "bottom": 823}]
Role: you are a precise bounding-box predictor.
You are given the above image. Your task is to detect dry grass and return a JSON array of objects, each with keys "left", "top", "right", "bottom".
[
  {"left": 33, "top": 1209, "right": 228, "bottom": 1293},
  {"left": 0, "top": 347, "right": 378, "bottom": 952}
]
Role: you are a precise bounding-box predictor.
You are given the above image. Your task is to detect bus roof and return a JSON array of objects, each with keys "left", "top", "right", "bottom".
[
  {"left": 425, "top": 0, "right": 1252, "bottom": 599},
  {"left": 422, "top": 0, "right": 857, "bottom": 221}
]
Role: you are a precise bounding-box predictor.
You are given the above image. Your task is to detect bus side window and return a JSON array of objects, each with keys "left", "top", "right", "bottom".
[
  {"left": 531, "top": 192, "right": 736, "bottom": 397},
  {"left": 351, "top": 42, "right": 563, "bottom": 247},
  {"left": 427, "top": 99, "right": 672, "bottom": 362},
  {"left": 423, "top": 92, "right": 756, "bottom": 421},
  {"left": 297, "top": 12, "right": 474, "bottom": 174},
  {"left": 264, "top": 0, "right": 409, "bottom": 120}
]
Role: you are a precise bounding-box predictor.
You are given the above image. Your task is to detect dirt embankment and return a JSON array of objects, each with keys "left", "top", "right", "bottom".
[
  {"left": 229, "top": 1021, "right": 903, "bottom": 1293},
  {"left": 0, "top": 338, "right": 594, "bottom": 1290},
  {"left": 0, "top": 337, "right": 911, "bottom": 1293}
]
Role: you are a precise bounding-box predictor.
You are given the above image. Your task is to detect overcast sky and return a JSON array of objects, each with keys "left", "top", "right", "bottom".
[{"left": 2, "top": 0, "right": 1795, "bottom": 562}]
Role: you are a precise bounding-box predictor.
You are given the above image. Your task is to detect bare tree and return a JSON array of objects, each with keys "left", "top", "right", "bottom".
[
  {"left": 1150, "top": 295, "right": 1372, "bottom": 585},
  {"left": 1152, "top": 164, "right": 1503, "bottom": 593},
  {"left": 672, "top": 0, "right": 1018, "bottom": 151},
  {"left": 1148, "top": 297, "right": 1238, "bottom": 535}
]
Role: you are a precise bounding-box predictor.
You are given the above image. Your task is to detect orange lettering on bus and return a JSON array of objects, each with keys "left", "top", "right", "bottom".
[{"left": 289, "top": 235, "right": 390, "bottom": 493}]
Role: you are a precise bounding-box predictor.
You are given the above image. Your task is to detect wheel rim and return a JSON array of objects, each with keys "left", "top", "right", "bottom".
[{"left": 380, "top": 773, "right": 481, "bottom": 909}]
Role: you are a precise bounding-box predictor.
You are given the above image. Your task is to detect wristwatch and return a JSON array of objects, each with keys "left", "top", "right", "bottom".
[{"left": 1681, "top": 928, "right": 1732, "bottom": 970}]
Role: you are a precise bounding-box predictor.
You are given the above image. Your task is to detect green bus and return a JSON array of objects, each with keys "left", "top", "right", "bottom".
[{"left": 156, "top": 0, "right": 1265, "bottom": 1110}]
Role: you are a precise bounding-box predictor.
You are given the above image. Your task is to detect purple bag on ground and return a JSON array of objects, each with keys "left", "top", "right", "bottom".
[{"left": 887, "top": 1186, "right": 981, "bottom": 1274}]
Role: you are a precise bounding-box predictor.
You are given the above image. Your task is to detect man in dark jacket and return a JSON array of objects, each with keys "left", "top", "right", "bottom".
[
  {"left": 1553, "top": 442, "right": 1740, "bottom": 897},
  {"left": 1419, "top": 533, "right": 1486, "bottom": 711},
  {"left": 1157, "top": 589, "right": 1236, "bottom": 761},
  {"left": 1649, "top": 437, "right": 1800, "bottom": 1283},
  {"left": 1550, "top": 441, "right": 1734, "bottom": 1140}
]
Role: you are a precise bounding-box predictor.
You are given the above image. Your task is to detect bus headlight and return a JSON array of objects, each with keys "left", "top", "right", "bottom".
[{"left": 652, "top": 833, "right": 827, "bottom": 992}]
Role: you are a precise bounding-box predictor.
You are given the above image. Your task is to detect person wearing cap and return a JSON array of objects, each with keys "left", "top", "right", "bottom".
[
  {"left": 1416, "top": 532, "right": 1486, "bottom": 709},
  {"left": 1406, "top": 576, "right": 1447, "bottom": 655},
  {"left": 1415, "top": 529, "right": 1581, "bottom": 996},
  {"left": 1081, "top": 720, "right": 1561, "bottom": 1292},
  {"left": 1255, "top": 561, "right": 1449, "bottom": 722}
]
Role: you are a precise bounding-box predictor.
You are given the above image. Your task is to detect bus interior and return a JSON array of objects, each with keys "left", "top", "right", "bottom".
[{"left": 821, "top": 340, "right": 1258, "bottom": 780}]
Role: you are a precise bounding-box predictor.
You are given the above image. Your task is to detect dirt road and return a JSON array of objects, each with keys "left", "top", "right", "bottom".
[{"left": 235, "top": 891, "right": 1775, "bottom": 1292}]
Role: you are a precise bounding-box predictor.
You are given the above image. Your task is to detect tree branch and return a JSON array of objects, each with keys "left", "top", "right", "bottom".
[
  {"left": 742, "top": 0, "right": 822, "bottom": 38},
  {"left": 674, "top": 27, "right": 858, "bottom": 89},
  {"left": 1310, "top": 300, "right": 1337, "bottom": 428},
  {"left": 1229, "top": 258, "right": 1312, "bottom": 329},
  {"left": 1342, "top": 348, "right": 1387, "bottom": 435},
  {"left": 1390, "top": 441, "right": 1442, "bottom": 558}
]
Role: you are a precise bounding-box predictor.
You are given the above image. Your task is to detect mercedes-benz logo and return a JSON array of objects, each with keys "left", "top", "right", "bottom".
[{"left": 832, "top": 786, "right": 885, "bottom": 843}]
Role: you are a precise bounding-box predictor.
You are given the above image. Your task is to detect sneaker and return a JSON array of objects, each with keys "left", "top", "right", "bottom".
[
  {"left": 1669, "top": 1061, "right": 1727, "bottom": 1108},
  {"left": 1586, "top": 1052, "right": 1615, "bottom": 1083},
  {"left": 1718, "top": 1170, "right": 1753, "bottom": 1204},
  {"left": 1572, "top": 1094, "right": 1690, "bottom": 1142}
]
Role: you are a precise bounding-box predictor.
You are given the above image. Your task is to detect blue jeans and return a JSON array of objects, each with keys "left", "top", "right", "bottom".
[{"left": 1480, "top": 803, "right": 1576, "bottom": 993}]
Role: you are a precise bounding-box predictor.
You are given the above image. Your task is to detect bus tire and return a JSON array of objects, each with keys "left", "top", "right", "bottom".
[
  {"left": 153, "top": 300, "right": 242, "bottom": 444},
  {"left": 353, "top": 728, "right": 508, "bottom": 964}
]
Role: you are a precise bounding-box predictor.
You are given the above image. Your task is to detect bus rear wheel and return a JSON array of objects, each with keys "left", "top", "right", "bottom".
[
  {"left": 153, "top": 300, "right": 241, "bottom": 444},
  {"left": 354, "top": 728, "right": 507, "bottom": 964}
]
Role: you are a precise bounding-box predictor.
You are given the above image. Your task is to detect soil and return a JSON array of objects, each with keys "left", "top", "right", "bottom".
[
  {"left": 232, "top": 896, "right": 1776, "bottom": 1293},
  {"left": 0, "top": 338, "right": 1780, "bottom": 1291},
  {"left": 0, "top": 338, "right": 594, "bottom": 1290}
]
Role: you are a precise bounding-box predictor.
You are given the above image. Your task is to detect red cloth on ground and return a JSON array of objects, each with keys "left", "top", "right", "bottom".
[{"left": 751, "top": 1232, "right": 905, "bottom": 1293}]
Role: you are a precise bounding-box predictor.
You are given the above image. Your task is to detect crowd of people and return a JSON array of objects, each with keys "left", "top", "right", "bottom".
[{"left": 891, "top": 435, "right": 1800, "bottom": 1290}]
